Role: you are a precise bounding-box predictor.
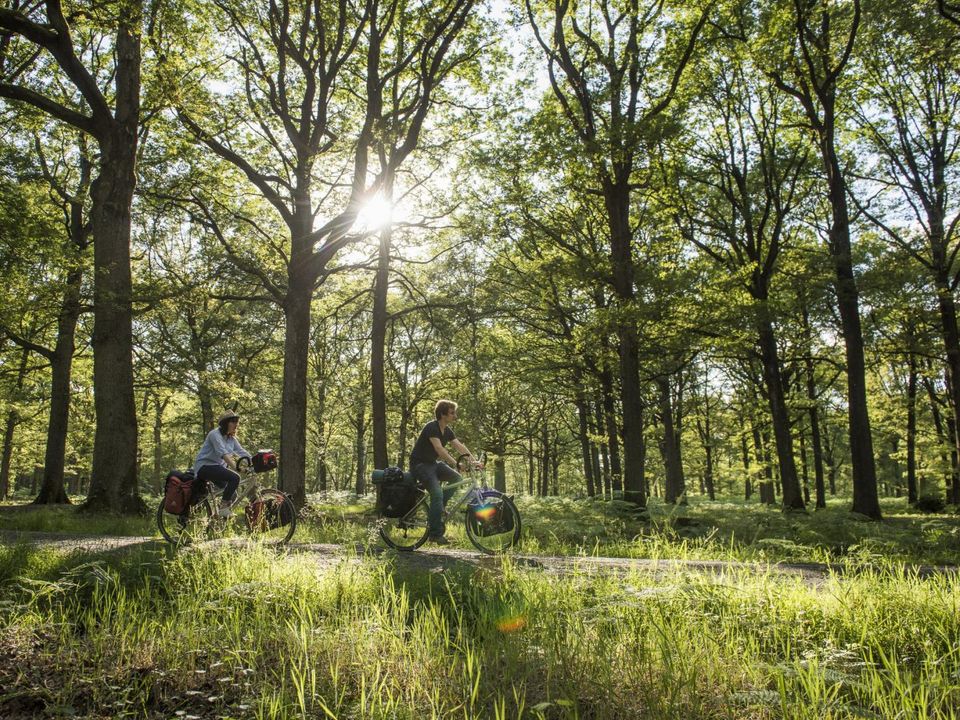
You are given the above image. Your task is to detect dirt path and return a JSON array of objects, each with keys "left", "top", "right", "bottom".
[{"left": 6, "top": 529, "right": 954, "bottom": 586}]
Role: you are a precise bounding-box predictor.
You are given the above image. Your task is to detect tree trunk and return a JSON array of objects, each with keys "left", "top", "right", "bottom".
[
  {"left": 697, "top": 381, "right": 715, "bottom": 501},
  {"left": 552, "top": 439, "right": 560, "bottom": 495},
  {"left": 756, "top": 308, "right": 804, "bottom": 509},
  {"left": 703, "top": 421, "right": 715, "bottom": 501},
  {"left": 36, "top": 150, "right": 90, "bottom": 506},
  {"left": 494, "top": 457, "right": 506, "bottom": 494},
  {"left": 593, "top": 401, "right": 611, "bottom": 497},
  {"left": 84, "top": 21, "right": 142, "bottom": 515},
  {"left": 35, "top": 267, "right": 83, "bottom": 505},
  {"left": 799, "top": 426, "right": 810, "bottom": 505},
  {"left": 0, "top": 349, "right": 29, "bottom": 501},
  {"left": 948, "top": 414, "right": 959, "bottom": 504},
  {"left": 0, "top": 414, "right": 15, "bottom": 502},
  {"left": 906, "top": 355, "right": 918, "bottom": 503},
  {"left": 153, "top": 395, "right": 169, "bottom": 492},
  {"left": 370, "top": 206, "right": 393, "bottom": 471},
  {"left": 198, "top": 383, "right": 215, "bottom": 432},
  {"left": 604, "top": 188, "right": 646, "bottom": 506},
  {"left": 279, "top": 278, "right": 311, "bottom": 507},
  {"left": 741, "top": 426, "right": 752, "bottom": 500},
  {"left": 318, "top": 455, "right": 328, "bottom": 493},
  {"left": 575, "top": 395, "right": 595, "bottom": 497},
  {"left": 803, "top": 346, "right": 827, "bottom": 508},
  {"left": 527, "top": 434, "right": 535, "bottom": 495},
  {"left": 354, "top": 405, "right": 366, "bottom": 496},
  {"left": 540, "top": 421, "right": 550, "bottom": 497},
  {"left": 586, "top": 405, "right": 604, "bottom": 497},
  {"left": 752, "top": 422, "right": 775, "bottom": 504},
  {"left": 924, "top": 374, "right": 949, "bottom": 498},
  {"left": 657, "top": 375, "right": 685, "bottom": 503},
  {"left": 823, "top": 143, "right": 881, "bottom": 518},
  {"left": 397, "top": 390, "right": 411, "bottom": 468},
  {"left": 599, "top": 359, "right": 623, "bottom": 493}
]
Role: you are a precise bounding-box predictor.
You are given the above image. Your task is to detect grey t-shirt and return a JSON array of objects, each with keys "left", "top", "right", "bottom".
[{"left": 409, "top": 420, "right": 455, "bottom": 467}]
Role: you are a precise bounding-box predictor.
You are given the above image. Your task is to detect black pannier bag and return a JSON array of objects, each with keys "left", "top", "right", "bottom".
[
  {"left": 372, "top": 466, "right": 419, "bottom": 518},
  {"left": 470, "top": 495, "right": 515, "bottom": 537},
  {"left": 252, "top": 450, "right": 278, "bottom": 473}
]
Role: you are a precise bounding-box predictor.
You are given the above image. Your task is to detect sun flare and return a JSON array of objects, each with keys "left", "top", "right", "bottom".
[{"left": 354, "top": 194, "right": 394, "bottom": 233}]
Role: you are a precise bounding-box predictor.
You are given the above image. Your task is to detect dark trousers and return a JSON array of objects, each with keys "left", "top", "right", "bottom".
[
  {"left": 412, "top": 461, "right": 461, "bottom": 536},
  {"left": 197, "top": 464, "right": 240, "bottom": 503}
]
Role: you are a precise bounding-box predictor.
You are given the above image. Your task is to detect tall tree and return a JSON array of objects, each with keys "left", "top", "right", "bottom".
[
  {"left": 525, "top": 0, "right": 712, "bottom": 506},
  {"left": 674, "top": 55, "right": 809, "bottom": 510},
  {"left": 761, "top": 0, "right": 881, "bottom": 518},
  {"left": 853, "top": 2, "right": 960, "bottom": 503},
  {"left": 0, "top": 0, "right": 143, "bottom": 512},
  {"left": 176, "top": 0, "right": 477, "bottom": 506}
]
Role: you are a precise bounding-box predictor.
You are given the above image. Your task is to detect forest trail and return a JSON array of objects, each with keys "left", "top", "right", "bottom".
[{"left": 4, "top": 530, "right": 955, "bottom": 585}]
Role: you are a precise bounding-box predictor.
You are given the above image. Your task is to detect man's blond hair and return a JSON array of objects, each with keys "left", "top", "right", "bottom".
[{"left": 435, "top": 400, "right": 458, "bottom": 421}]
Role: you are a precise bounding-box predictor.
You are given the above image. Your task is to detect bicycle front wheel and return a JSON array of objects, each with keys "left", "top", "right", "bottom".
[
  {"left": 378, "top": 494, "right": 430, "bottom": 551},
  {"left": 465, "top": 493, "right": 521, "bottom": 554},
  {"left": 243, "top": 488, "right": 297, "bottom": 545},
  {"left": 157, "top": 498, "right": 214, "bottom": 545}
]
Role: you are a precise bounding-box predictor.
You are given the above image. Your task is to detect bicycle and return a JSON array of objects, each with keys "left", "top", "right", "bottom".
[
  {"left": 374, "top": 454, "right": 521, "bottom": 554},
  {"left": 157, "top": 454, "right": 296, "bottom": 546}
]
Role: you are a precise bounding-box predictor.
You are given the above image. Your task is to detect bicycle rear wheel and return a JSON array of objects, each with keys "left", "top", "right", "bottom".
[
  {"left": 465, "top": 493, "right": 521, "bottom": 554},
  {"left": 243, "top": 488, "right": 297, "bottom": 545},
  {"left": 157, "top": 498, "right": 214, "bottom": 545},
  {"left": 378, "top": 493, "right": 430, "bottom": 551}
]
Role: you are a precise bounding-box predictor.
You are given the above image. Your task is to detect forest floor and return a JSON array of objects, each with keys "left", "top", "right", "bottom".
[
  {"left": 2, "top": 528, "right": 956, "bottom": 587},
  {"left": 2, "top": 500, "right": 959, "bottom": 718}
]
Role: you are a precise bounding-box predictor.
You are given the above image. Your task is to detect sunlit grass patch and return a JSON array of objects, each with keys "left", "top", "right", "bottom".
[
  {"left": 0, "top": 541, "right": 957, "bottom": 718},
  {"left": 0, "top": 501, "right": 155, "bottom": 537},
  {"left": 4, "top": 491, "right": 960, "bottom": 567},
  {"left": 514, "top": 494, "right": 960, "bottom": 566}
]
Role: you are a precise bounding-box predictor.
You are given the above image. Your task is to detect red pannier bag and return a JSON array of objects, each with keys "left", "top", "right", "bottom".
[
  {"left": 163, "top": 471, "right": 195, "bottom": 514},
  {"left": 245, "top": 499, "right": 266, "bottom": 530}
]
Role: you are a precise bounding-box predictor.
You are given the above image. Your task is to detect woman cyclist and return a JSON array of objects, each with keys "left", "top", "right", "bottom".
[{"left": 193, "top": 410, "right": 251, "bottom": 517}]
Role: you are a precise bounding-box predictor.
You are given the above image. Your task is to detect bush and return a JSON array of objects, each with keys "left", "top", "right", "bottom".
[{"left": 915, "top": 494, "right": 946, "bottom": 514}]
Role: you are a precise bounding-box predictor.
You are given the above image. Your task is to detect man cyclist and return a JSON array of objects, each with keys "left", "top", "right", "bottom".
[
  {"left": 193, "top": 410, "right": 252, "bottom": 517},
  {"left": 409, "top": 400, "right": 482, "bottom": 544}
]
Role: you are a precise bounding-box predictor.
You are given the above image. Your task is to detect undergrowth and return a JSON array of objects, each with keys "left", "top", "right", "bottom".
[{"left": 0, "top": 543, "right": 957, "bottom": 718}]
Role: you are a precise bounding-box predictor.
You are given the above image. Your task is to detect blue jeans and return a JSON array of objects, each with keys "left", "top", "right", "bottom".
[
  {"left": 197, "top": 464, "right": 240, "bottom": 503},
  {"left": 412, "top": 461, "right": 461, "bottom": 536}
]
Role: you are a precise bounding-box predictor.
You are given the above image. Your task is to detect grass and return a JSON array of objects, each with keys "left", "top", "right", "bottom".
[
  {"left": 2, "top": 492, "right": 959, "bottom": 566},
  {"left": 0, "top": 542, "right": 957, "bottom": 718}
]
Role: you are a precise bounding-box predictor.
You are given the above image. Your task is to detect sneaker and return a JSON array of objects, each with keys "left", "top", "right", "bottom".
[
  {"left": 428, "top": 534, "right": 451, "bottom": 545},
  {"left": 217, "top": 502, "right": 235, "bottom": 518}
]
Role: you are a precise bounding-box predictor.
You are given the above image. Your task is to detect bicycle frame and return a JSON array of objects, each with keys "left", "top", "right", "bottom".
[
  {"left": 205, "top": 467, "right": 262, "bottom": 510},
  {"left": 397, "top": 465, "right": 497, "bottom": 528},
  {"left": 377, "top": 457, "right": 520, "bottom": 553}
]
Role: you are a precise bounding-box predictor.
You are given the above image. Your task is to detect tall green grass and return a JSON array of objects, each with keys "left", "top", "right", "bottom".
[{"left": 0, "top": 543, "right": 957, "bottom": 718}]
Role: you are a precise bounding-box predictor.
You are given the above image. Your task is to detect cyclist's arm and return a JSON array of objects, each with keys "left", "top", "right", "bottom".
[
  {"left": 450, "top": 439, "right": 482, "bottom": 468},
  {"left": 430, "top": 437, "right": 458, "bottom": 466},
  {"left": 231, "top": 437, "right": 252, "bottom": 460}
]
